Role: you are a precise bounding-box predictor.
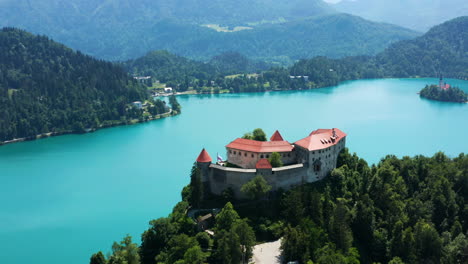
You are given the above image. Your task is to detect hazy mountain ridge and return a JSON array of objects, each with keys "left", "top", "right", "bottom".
[
  {"left": 0, "top": 0, "right": 418, "bottom": 62},
  {"left": 333, "top": 0, "right": 468, "bottom": 31}
]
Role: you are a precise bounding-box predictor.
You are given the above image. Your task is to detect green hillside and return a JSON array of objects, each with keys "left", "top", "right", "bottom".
[
  {"left": 0, "top": 28, "right": 148, "bottom": 142},
  {"left": 376, "top": 16, "right": 468, "bottom": 79},
  {"left": 290, "top": 16, "right": 468, "bottom": 87}
]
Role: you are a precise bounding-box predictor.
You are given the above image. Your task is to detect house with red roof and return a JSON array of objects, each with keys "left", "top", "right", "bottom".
[{"left": 195, "top": 128, "right": 347, "bottom": 198}]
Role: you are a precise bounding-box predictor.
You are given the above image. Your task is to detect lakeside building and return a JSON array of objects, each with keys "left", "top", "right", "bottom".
[
  {"left": 196, "top": 128, "right": 346, "bottom": 198},
  {"left": 132, "top": 101, "right": 143, "bottom": 109}
]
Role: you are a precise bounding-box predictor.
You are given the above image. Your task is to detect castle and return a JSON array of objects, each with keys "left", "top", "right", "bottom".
[{"left": 196, "top": 128, "right": 347, "bottom": 198}]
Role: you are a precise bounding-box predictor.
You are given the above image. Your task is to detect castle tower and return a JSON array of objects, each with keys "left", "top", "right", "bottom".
[
  {"left": 439, "top": 75, "right": 444, "bottom": 89},
  {"left": 270, "top": 130, "right": 285, "bottom": 141},
  {"left": 196, "top": 148, "right": 212, "bottom": 183}
]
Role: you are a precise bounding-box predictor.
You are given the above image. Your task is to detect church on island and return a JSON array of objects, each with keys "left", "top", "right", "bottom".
[{"left": 196, "top": 128, "right": 347, "bottom": 198}]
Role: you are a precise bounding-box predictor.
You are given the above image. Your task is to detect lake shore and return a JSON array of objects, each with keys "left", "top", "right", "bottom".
[{"left": 0, "top": 110, "right": 175, "bottom": 147}]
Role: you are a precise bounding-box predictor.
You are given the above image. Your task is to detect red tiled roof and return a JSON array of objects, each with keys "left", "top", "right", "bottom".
[
  {"left": 256, "top": 159, "right": 272, "bottom": 169},
  {"left": 294, "top": 128, "right": 346, "bottom": 151},
  {"left": 270, "top": 130, "right": 285, "bottom": 141},
  {"left": 196, "top": 148, "right": 212, "bottom": 163},
  {"left": 226, "top": 138, "right": 293, "bottom": 153}
]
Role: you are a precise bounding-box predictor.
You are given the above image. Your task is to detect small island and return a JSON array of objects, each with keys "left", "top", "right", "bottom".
[{"left": 419, "top": 77, "right": 467, "bottom": 103}]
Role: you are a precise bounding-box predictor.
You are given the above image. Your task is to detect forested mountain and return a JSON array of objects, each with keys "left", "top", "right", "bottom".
[
  {"left": 375, "top": 16, "right": 468, "bottom": 79},
  {"left": 92, "top": 150, "right": 468, "bottom": 263},
  {"left": 121, "top": 17, "right": 467, "bottom": 94},
  {"left": 0, "top": 28, "right": 147, "bottom": 142},
  {"left": 333, "top": 0, "right": 468, "bottom": 31},
  {"left": 0, "top": 0, "right": 418, "bottom": 62},
  {"left": 0, "top": 0, "right": 333, "bottom": 29},
  {"left": 288, "top": 16, "right": 468, "bottom": 88}
]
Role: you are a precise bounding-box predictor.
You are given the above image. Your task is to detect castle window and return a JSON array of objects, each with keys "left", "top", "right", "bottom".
[
  {"left": 229, "top": 150, "right": 232, "bottom": 154},
  {"left": 260, "top": 155, "right": 264, "bottom": 158},
  {"left": 233, "top": 151, "right": 236, "bottom": 154},
  {"left": 244, "top": 153, "right": 247, "bottom": 157},
  {"left": 314, "top": 164, "right": 321, "bottom": 172},
  {"left": 312, "top": 151, "right": 315, "bottom": 154},
  {"left": 251, "top": 154, "right": 254, "bottom": 158},
  {"left": 239, "top": 152, "right": 241, "bottom": 156},
  {"left": 266, "top": 155, "right": 270, "bottom": 158},
  {"left": 288, "top": 153, "right": 291, "bottom": 157}
]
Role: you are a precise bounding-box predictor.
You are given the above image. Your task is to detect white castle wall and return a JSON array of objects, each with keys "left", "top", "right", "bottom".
[{"left": 226, "top": 149, "right": 296, "bottom": 169}]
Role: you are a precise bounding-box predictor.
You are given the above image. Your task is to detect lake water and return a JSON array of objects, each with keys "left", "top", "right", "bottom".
[{"left": 0, "top": 78, "right": 467, "bottom": 264}]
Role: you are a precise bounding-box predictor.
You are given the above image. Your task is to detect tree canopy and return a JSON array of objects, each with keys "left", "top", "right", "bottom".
[{"left": 241, "top": 175, "right": 272, "bottom": 200}]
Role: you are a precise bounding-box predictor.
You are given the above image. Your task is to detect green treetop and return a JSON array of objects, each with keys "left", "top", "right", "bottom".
[
  {"left": 215, "top": 202, "right": 240, "bottom": 231},
  {"left": 269, "top": 152, "right": 283, "bottom": 167},
  {"left": 241, "top": 128, "right": 267, "bottom": 141},
  {"left": 241, "top": 175, "right": 272, "bottom": 200}
]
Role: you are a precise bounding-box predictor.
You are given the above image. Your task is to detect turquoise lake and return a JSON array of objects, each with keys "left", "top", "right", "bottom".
[{"left": 0, "top": 78, "right": 467, "bottom": 264}]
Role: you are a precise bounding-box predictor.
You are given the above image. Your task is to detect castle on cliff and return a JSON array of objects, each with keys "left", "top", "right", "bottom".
[{"left": 196, "top": 128, "right": 347, "bottom": 198}]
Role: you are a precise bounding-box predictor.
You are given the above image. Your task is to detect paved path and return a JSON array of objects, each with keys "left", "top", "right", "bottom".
[{"left": 251, "top": 239, "right": 282, "bottom": 264}]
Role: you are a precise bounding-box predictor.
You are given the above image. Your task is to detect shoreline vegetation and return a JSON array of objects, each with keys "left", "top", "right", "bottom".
[
  {"left": 0, "top": 109, "right": 175, "bottom": 147},
  {"left": 91, "top": 150, "right": 468, "bottom": 264}
]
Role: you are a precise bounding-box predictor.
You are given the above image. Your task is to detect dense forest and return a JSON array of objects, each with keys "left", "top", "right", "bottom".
[
  {"left": 0, "top": 28, "right": 150, "bottom": 142},
  {"left": 419, "top": 85, "right": 468, "bottom": 103},
  {"left": 91, "top": 150, "right": 468, "bottom": 264},
  {"left": 123, "top": 51, "right": 270, "bottom": 90}
]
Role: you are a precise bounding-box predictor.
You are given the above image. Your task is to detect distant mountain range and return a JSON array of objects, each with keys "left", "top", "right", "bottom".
[
  {"left": 332, "top": 0, "right": 468, "bottom": 31},
  {"left": 0, "top": 0, "right": 419, "bottom": 62}
]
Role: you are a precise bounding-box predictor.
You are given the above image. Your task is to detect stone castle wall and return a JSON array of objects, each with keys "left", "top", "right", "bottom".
[
  {"left": 206, "top": 163, "right": 307, "bottom": 199},
  {"left": 200, "top": 136, "right": 346, "bottom": 199}
]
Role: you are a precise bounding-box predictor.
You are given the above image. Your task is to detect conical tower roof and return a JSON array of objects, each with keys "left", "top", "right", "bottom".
[
  {"left": 196, "top": 148, "right": 212, "bottom": 163},
  {"left": 270, "top": 130, "right": 284, "bottom": 141},
  {"left": 256, "top": 158, "right": 272, "bottom": 169}
]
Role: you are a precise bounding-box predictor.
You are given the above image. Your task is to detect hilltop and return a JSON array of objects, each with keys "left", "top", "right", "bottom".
[{"left": 0, "top": 28, "right": 150, "bottom": 142}]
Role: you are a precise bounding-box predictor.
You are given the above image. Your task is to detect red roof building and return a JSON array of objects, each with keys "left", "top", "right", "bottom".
[
  {"left": 270, "top": 130, "right": 285, "bottom": 141},
  {"left": 256, "top": 159, "right": 272, "bottom": 169},
  {"left": 226, "top": 138, "right": 293, "bottom": 153},
  {"left": 294, "top": 128, "right": 346, "bottom": 151},
  {"left": 196, "top": 148, "right": 212, "bottom": 163}
]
